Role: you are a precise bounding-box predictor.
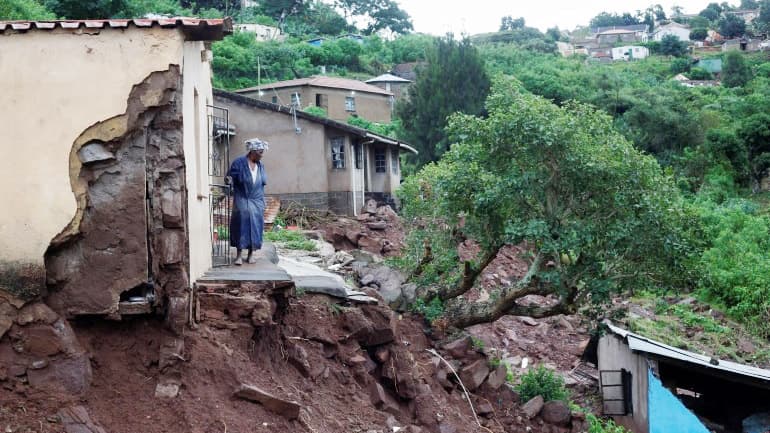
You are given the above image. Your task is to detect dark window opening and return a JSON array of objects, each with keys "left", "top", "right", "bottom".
[
  {"left": 375, "top": 148, "right": 386, "bottom": 173},
  {"left": 354, "top": 143, "right": 363, "bottom": 169},
  {"left": 657, "top": 360, "right": 770, "bottom": 433},
  {"left": 331, "top": 137, "right": 345, "bottom": 169},
  {"left": 316, "top": 93, "right": 328, "bottom": 109},
  {"left": 271, "top": 96, "right": 278, "bottom": 104}
]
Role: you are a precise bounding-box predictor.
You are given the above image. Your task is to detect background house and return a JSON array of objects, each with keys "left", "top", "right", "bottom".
[
  {"left": 234, "top": 23, "right": 283, "bottom": 41},
  {"left": 365, "top": 73, "right": 412, "bottom": 101},
  {"left": 593, "top": 323, "right": 770, "bottom": 433},
  {"left": 236, "top": 76, "right": 394, "bottom": 123},
  {"left": 213, "top": 90, "right": 417, "bottom": 216},
  {"left": 593, "top": 25, "right": 649, "bottom": 45},
  {"left": 652, "top": 22, "right": 691, "bottom": 41},
  {"left": 612, "top": 45, "right": 650, "bottom": 61},
  {"left": 0, "top": 18, "right": 230, "bottom": 322}
]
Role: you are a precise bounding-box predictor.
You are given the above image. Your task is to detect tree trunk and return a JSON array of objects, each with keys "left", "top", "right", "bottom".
[{"left": 444, "top": 253, "right": 573, "bottom": 328}]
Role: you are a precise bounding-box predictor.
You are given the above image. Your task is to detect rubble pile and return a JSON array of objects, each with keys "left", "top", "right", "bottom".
[{"left": 322, "top": 200, "right": 404, "bottom": 257}]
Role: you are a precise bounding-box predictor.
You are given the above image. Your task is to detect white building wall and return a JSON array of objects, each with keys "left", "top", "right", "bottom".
[{"left": 182, "top": 41, "right": 215, "bottom": 284}]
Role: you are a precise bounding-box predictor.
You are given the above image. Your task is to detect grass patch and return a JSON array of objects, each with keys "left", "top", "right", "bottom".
[
  {"left": 264, "top": 229, "right": 317, "bottom": 251},
  {"left": 626, "top": 292, "right": 770, "bottom": 365}
]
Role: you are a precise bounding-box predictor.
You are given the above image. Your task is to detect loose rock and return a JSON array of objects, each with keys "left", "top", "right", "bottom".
[
  {"left": 234, "top": 383, "right": 302, "bottom": 420},
  {"left": 521, "top": 395, "right": 544, "bottom": 419}
]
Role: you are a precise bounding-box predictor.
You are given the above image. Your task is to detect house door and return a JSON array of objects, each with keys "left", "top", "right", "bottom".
[{"left": 207, "top": 105, "right": 232, "bottom": 267}]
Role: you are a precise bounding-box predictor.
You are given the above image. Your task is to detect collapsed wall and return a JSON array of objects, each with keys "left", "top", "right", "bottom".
[{"left": 44, "top": 66, "right": 190, "bottom": 326}]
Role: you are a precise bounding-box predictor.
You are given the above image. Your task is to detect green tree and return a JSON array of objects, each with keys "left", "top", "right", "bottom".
[
  {"left": 689, "top": 27, "right": 709, "bottom": 41},
  {"left": 396, "top": 34, "right": 490, "bottom": 166},
  {"left": 589, "top": 12, "right": 641, "bottom": 28},
  {"left": 755, "top": 0, "right": 770, "bottom": 33},
  {"left": 398, "top": 78, "right": 693, "bottom": 328},
  {"left": 43, "top": 0, "right": 130, "bottom": 18},
  {"left": 719, "top": 13, "right": 747, "bottom": 37},
  {"left": 500, "top": 16, "right": 526, "bottom": 31},
  {"left": 659, "top": 34, "right": 689, "bottom": 56},
  {"left": 0, "top": 0, "right": 56, "bottom": 19},
  {"left": 699, "top": 5, "right": 720, "bottom": 21},
  {"left": 722, "top": 51, "right": 751, "bottom": 87},
  {"left": 334, "top": 0, "right": 413, "bottom": 35},
  {"left": 738, "top": 113, "right": 770, "bottom": 184}
]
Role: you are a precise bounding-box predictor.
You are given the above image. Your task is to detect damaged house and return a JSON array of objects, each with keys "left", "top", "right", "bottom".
[
  {"left": 0, "top": 18, "right": 232, "bottom": 325},
  {"left": 593, "top": 323, "right": 770, "bottom": 433}
]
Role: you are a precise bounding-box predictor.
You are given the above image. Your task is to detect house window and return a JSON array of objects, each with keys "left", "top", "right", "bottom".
[
  {"left": 290, "top": 92, "right": 301, "bottom": 108},
  {"left": 316, "top": 93, "right": 328, "bottom": 109},
  {"left": 331, "top": 137, "right": 345, "bottom": 169},
  {"left": 271, "top": 96, "right": 278, "bottom": 104},
  {"left": 391, "top": 148, "right": 399, "bottom": 174},
  {"left": 354, "top": 143, "right": 363, "bottom": 169},
  {"left": 345, "top": 96, "right": 356, "bottom": 112},
  {"left": 375, "top": 148, "right": 386, "bottom": 173}
]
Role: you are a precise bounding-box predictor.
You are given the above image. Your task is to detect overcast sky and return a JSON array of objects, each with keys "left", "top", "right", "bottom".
[{"left": 396, "top": 0, "right": 718, "bottom": 34}]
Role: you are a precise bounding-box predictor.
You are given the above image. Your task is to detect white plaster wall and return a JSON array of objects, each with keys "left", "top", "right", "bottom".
[
  {"left": 0, "top": 27, "right": 184, "bottom": 265},
  {"left": 182, "top": 41, "right": 215, "bottom": 283}
]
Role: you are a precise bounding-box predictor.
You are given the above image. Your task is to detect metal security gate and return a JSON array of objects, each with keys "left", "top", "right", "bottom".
[{"left": 207, "top": 105, "right": 232, "bottom": 267}]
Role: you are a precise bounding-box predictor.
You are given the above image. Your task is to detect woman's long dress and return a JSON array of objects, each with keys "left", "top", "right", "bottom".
[{"left": 228, "top": 156, "right": 267, "bottom": 250}]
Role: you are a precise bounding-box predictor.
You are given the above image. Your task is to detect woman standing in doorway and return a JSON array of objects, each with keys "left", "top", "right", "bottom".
[{"left": 227, "top": 138, "right": 268, "bottom": 265}]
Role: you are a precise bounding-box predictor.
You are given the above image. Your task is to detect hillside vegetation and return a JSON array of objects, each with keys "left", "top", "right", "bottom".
[{"left": 6, "top": 0, "right": 770, "bottom": 343}]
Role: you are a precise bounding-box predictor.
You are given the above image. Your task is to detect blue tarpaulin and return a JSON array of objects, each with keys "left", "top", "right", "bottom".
[{"left": 648, "top": 369, "right": 710, "bottom": 433}]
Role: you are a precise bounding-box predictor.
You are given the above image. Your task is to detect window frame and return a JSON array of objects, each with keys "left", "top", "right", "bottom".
[
  {"left": 331, "top": 137, "right": 346, "bottom": 169},
  {"left": 375, "top": 148, "right": 386, "bottom": 173},
  {"left": 345, "top": 96, "right": 356, "bottom": 112},
  {"left": 290, "top": 92, "right": 301, "bottom": 108},
  {"left": 391, "top": 148, "right": 399, "bottom": 174}
]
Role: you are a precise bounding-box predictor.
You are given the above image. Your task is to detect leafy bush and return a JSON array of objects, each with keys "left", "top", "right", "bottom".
[
  {"left": 410, "top": 297, "right": 444, "bottom": 323},
  {"left": 688, "top": 67, "right": 714, "bottom": 80},
  {"left": 516, "top": 365, "right": 569, "bottom": 402},
  {"left": 587, "top": 414, "right": 631, "bottom": 433},
  {"left": 697, "top": 199, "right": 770, "bottom": 336},
  {"left": 303, "top": 106, "right": 328, "bottom": 117}
]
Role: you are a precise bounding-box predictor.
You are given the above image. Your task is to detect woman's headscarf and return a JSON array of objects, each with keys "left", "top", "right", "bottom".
[{"left": 245, "top": 137, "right": 269, "bottom": 152}]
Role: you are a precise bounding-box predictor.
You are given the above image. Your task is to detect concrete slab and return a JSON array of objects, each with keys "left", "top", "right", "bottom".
[
  {"left": 197, "top": 244, "right": 290, "bottom": 283},
  {"left": 277, "top": 256, "right": 350, "bottom": 298}
]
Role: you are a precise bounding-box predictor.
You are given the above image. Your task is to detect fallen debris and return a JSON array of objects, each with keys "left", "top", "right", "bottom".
[{"left": 234, "top": 383, "right": 302, "bottom": 420}]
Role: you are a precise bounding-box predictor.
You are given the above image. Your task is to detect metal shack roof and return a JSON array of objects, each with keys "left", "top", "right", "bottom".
[
  {"left": 606, "top": 322, "right": 770, "bottom": 382},
  {"left": 0, "top": 17, "right": 233, "bottom": 41}
]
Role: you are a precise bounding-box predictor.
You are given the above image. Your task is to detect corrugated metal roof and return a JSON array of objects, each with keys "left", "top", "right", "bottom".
[
  {"left": 236, "top": 76, "right": 393, "bottom": 96},
  {"left": 0, "top": 18, "right": 232, "bottom": 40},
  {"left": 365, "top": 73, "right": 411, "bottom": 84},
  {"left": 605, "top": 322, "right": 770, "bottom": 382}
]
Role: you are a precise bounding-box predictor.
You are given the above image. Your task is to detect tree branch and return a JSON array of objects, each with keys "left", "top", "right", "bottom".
[
  {"left": 444, "top": 252, "right": 545, "bottom": 328},
  {"left": 440, "top": 243, "right": 504, "bottom": 301}
]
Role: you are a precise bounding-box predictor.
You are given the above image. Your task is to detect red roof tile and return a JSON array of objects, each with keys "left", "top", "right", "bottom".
[
  {"left": 236, "top": 76, "right": 393, "bottom": 96},
  {"left": 0, "top": 17, "right": 232, "bottom": 40}
]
